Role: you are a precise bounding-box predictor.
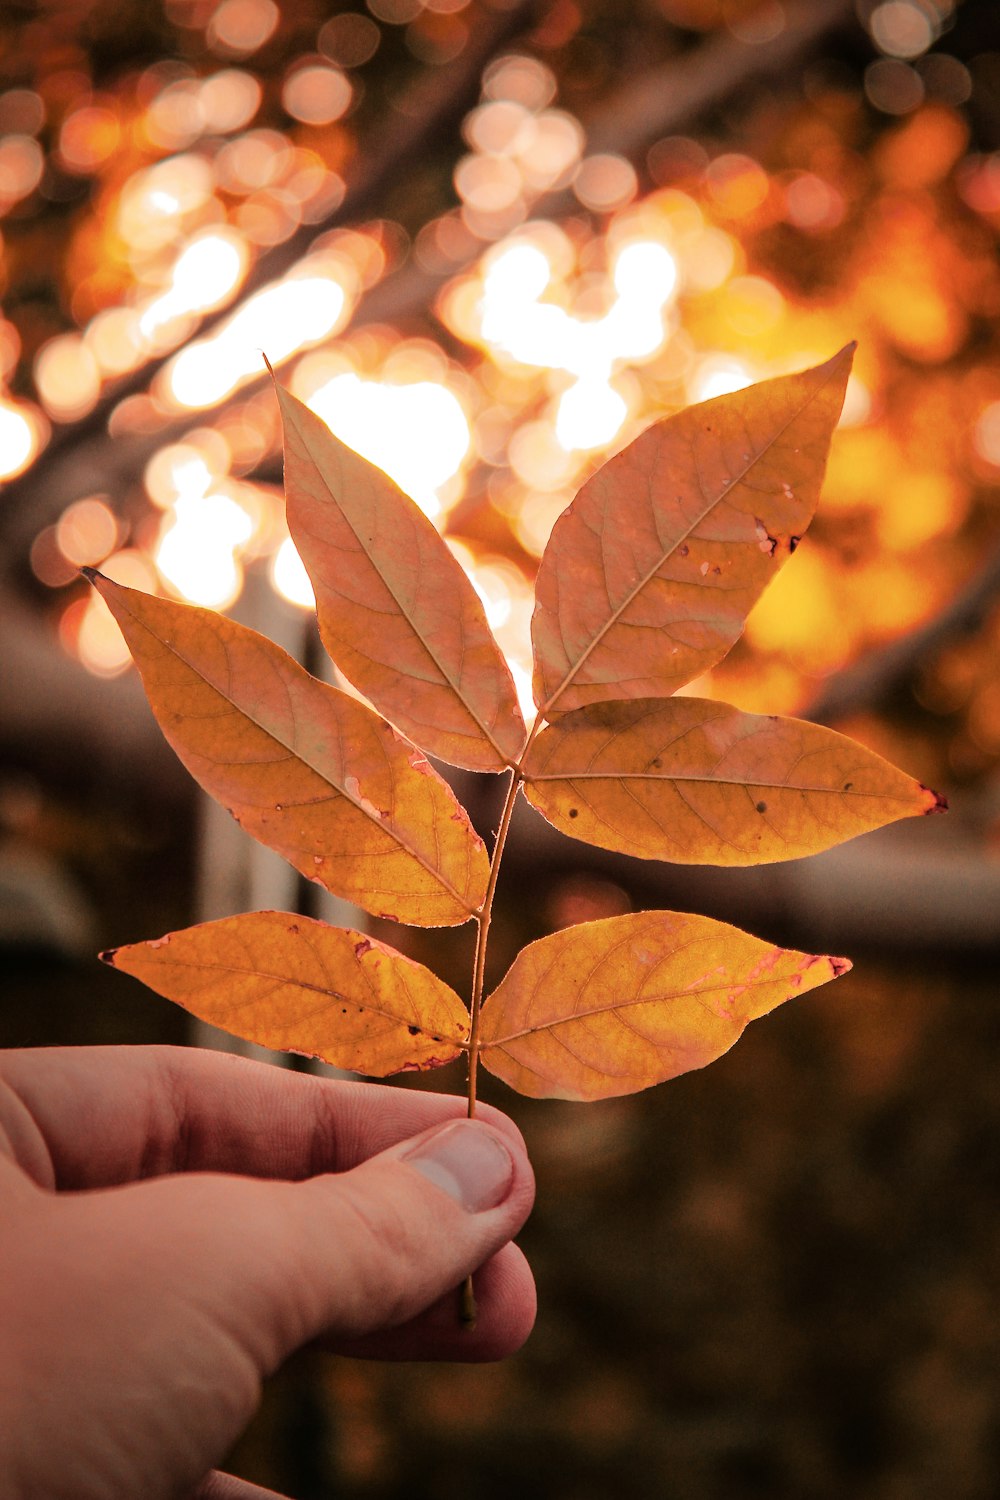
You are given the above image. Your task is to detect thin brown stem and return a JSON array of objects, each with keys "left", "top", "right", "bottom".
[
  {"left": 459, "top": 762, "right": 523, "bottom": 1329},
  {"left": 466, "top": 765, "right": 522, "bottom": 1119}
]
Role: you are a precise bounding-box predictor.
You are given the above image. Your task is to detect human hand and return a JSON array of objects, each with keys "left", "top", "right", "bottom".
[{"left": 0, "top": 1044, "right": 535, "bottom": 1500}]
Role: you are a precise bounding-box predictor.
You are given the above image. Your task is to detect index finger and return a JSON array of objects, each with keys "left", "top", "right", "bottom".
[{"left": 0, "top": 1044, "right": 519, "bottom": 1190}]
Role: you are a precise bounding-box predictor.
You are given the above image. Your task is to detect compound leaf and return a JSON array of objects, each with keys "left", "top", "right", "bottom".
[
  {"left": 479, "top": 910, "right": 849, "bottom": 1101},
  {"left": 530, "top": 346, "right": 854, "bottom": 718},
  {"left": 276, "top": 380, "right": 525, "bottom": 771},
  {"left": 102, "top": 911, "right": 470, "bottom": 1075},
  {"left": 522, "top": 696, "right": 945, "bottom": 865},
  {"left": 87, "top": 571, "right": 488, "bottom": 926}
]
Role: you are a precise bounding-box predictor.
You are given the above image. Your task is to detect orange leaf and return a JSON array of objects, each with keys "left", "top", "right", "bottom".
[
  {"left": 530, "top": 346, "right": 854, "bottom": 717},
  {"left": 87, "top": 571, "right": 488, "bottom": 926},
  {"left": 479, "top": 910, "right": 849, "bottom": 1101},
  {"left": 276, "top": 381, "right": 525, "bottom": 771},
  {"left": 522, "top": 696, "right": 944, "bottom": 864},
  {"left": 102, "top": 912, "right": 470, "bottom": 1075}
]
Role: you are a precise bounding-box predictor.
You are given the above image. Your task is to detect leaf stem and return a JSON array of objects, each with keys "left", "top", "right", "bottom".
[
  {"left": 460, "top": 764, "right": 522, "bottom": 1331},
  {"left": 467, "top": 765, "right": 522, "bottom": 1120},
  {"left": 461, "top": 717, "right": 544, "bottom": 1327}
]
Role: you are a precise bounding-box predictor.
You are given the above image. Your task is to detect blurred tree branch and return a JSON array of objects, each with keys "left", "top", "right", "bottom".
[{"left": 0, "top": 0, "right": 854, "bottom": 563}]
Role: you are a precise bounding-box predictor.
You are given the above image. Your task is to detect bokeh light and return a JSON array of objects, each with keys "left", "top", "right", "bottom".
[
  {"left": 55, "top": 498, "right": 119, "bottom": 567},
  {"left": 869, "top": 1, "right": 938, "bottom": 60},
  {"left": 0, "top": 135, "right": 44, "bottom": 213},
  {"left": 166, "top": 272, "right": 349, "bottom": 409},
  {"left": 0, "top": 398, "right": 44, "bottom": 479},
  {"left": 155, "top": 490, "right": 254, "bottom": 609},
  {"left": 301, "top": 372, "right": 471, "bottom": 520},
  {"left": 138, "top": 229, "right": 250, "bottom": 341},
  {"left": 282, "top": 64, "right": 353, "bottom": 125},
  {"left": 34, "top": 336, "right": 102, "bottom": 422},
  {"left": 271, "top": 536, "right": 315, "bottom": 609},
  {"left": 61, "top": 551, "right": 159, "bottom": 677},
  {"left": 207, "top": 0, "right": 280, "bottom": 57}
]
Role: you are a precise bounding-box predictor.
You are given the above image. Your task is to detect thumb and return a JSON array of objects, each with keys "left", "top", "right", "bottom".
[
  {"left": 273, "top": 1116, "right": 535, "bottom": 1355},
  {"left": 69, "top": 1115, "right": 535, "bottom": 1374}
]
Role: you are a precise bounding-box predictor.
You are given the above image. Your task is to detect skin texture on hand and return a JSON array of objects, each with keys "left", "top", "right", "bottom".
[{"left": 0, "top": 1045, "right": 536, "bottom": 1500}]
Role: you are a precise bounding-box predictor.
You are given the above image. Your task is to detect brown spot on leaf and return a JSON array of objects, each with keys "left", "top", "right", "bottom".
[
  {"left": 678, "top": 543, "right": 689, "bottom": 557},
  {"left": 407, "top": 1025, "right": 420, "bottom": 1036},
  {"left": 354, "top": 937, "right": 373, "bottom": 958},
  {"left": 789, "top": 535, "right": 801, "bottom": 553},
  {"left": 755, "top": 801, "right": 767, "bottom": 814},
  {"left": 843, "top": 781, "right": 853, "bottom": 792},
  {"left": 568, "top": 808, "right": 579, "bottom": 818}
]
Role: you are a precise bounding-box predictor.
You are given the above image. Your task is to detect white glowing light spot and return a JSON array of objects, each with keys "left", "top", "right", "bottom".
[
  {"left": 508, "top": 657, "right": 535, "bottom": 724},
  {"left": 599, "top": 298, "right": 669, "bottom": 363},
  {"left": 271, "top": 536, "right": 315, "bottom": 609},
  {"left": 149, "top": 190, "right": 181, "bottom": 214},
  {"left": 0, "top": 399, "right": 39, "bottom": 479},
  {"left": 555, "top": 379, "right": 627, "bottom": 452},
  {"left": 485, "top": 242, "right": 552, "bottom": 303},
  {"left": 839, "top": 375, "right": 873, "bottom": 428},
  {"left": 145, "top": 443, "right": 222, "bottom": 509},
  {"left": 155, "top": 493, "right": 254, "bottom": 607},
  {"left": 480, "top": 235, "right": 675, "bottom": 382},
  {"left": 306, "top": 376, "right": 470, "bottom": 519},
  {"left": 613, "top": 241, "right": 678, "bottom": 303},
  {"left": 140, "top": 230, "right": 248, "bottom": 338},
  {"left": 691, "top": 357, "right": 753, "bottom": 403},
  {"left": 168, "top": 276, "right": 347, "bottom": 409}
]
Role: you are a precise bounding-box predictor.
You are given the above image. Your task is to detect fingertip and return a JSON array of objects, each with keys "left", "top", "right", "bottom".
[{"left": 328, "top": 1242, "right": 537, "bottom": 1363}]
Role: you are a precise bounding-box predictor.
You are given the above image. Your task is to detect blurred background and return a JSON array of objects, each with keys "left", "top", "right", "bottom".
[{"left": 2, "top": 0, "right": 1000, "bottom": 1494}]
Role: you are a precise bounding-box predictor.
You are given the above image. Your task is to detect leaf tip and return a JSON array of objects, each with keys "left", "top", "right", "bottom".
[
  {"left": 920, "top": 783, "right": 949, "bottom": 815},
  {"left": 828, "top": 954, "right": 853, "bottom": 979},
  {"left": 261, "top": 350, "right": 276, "bottom": 381},
  {"left": 97, "top": 946, "right": 118, "bottom": 966},
  {"left": 820, "top": 341, "right": 856, "bottom": 382}
]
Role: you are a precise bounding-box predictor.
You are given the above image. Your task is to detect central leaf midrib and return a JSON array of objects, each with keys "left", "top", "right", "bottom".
[
  {"left": 146, "top": 955, "right": 471, "bottom": 1046},
  {"left": 540, "top": 365, "right": 839, "bottom": 718},
  {"left": 483, "top": 973, "right": 792, "bottom": 1047},
  {"left": 293, "top": 404, "right": 513, "bottom": 764},
  {"left": 526, "top": 769, "right": 907, "bottom": 799}
]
